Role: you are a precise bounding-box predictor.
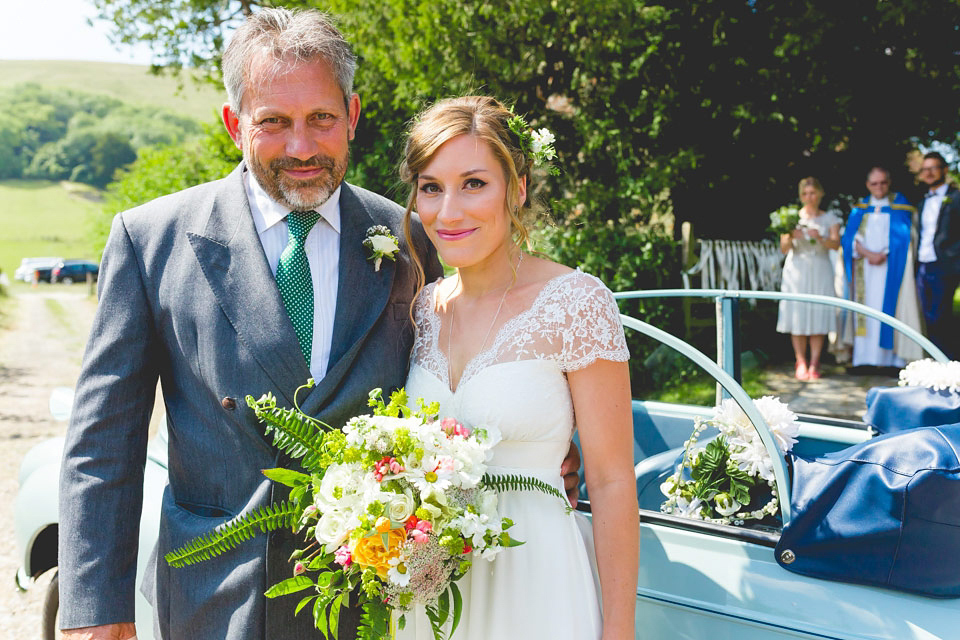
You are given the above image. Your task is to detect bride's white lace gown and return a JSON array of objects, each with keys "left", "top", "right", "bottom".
[{"left": 399, "top": 269, "right": 630, "bottom": 639}]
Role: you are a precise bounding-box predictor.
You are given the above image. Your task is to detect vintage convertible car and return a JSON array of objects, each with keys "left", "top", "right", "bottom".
[{"left": 14, "top": 290, "right": 960, "bottom": 639}]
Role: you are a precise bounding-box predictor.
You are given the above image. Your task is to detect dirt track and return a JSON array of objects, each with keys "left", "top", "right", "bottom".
[{"left": 0, "top": 286, "right": 98, "bottom": 640}]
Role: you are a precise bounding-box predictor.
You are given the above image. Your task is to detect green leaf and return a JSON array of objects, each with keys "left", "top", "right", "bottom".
[
  {"left": 314, "top": 595, "right": 330, "bottom": 638},
  {"left": 164, "top": 501, "right": 299, "bottom": 567},
  {"left": 265, "top": 575, "right": 315, "bottom": 598},
  {"left": 262, "top": 467, "right": 312, "bottom": 488},
  {"left": 295, "top": 594, "right": 317, "bottom": 616},
  {"left": 449, "top": 583, "right": 463, "bottom": 638},
  {"left": 329, "top": 593, "right": 343, "bottom": 640}
]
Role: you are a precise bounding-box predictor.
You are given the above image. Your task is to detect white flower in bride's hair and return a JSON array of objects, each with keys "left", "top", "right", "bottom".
[{"left": 530, "top": 128, "right": 555, "bottom": 155}]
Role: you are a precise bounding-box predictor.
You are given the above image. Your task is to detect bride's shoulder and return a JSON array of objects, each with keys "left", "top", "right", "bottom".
[{"left": 521, "top": 257, "right": 615, "bottom": 310}]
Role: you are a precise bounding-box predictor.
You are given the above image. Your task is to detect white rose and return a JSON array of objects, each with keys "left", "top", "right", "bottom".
[
  {"left": 315, "top": 509, "right": 351, "bottom": 552},
  {"left": 369, "top": 235, "right": 398, "bottom": 255},
  {"left": 387, "top": 489, "right": 416, "bottom": 522}
]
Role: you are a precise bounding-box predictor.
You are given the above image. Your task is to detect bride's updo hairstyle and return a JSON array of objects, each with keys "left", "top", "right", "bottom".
[{"left": 400, "top": 95, "right": 542, "bottom": 293}]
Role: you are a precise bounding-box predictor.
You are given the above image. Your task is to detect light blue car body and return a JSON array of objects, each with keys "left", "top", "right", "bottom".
[{"left": 14, "top": 291, "right": 960, "bottom": 639}]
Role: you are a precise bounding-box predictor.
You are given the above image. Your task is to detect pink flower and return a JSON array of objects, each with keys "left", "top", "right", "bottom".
[
  {"left": 440, "top": 418, "right": 470, "bottom": 438},
  {"left": 374, "top": 456, "right": 405, "bottom": 482},
  {"left": 293, "top": 561, "right": 306, "bottom": 575},
  {"left": 334, "top": 545, "right": 353, "bottom": 567},
  {"left": 408, "top": 519, "right": 433, "bottom": 544},
  {"left": 415, "top": 520, "right": 432, "bottom": 533},
  {"left": 410, "top": 529, "right": 430, "bottom": 544}
]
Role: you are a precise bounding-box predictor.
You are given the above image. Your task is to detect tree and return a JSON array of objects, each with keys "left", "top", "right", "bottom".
[
  {"left": 91, "top": 0, "right": 960, "bottom": 239},
  {"left": 1, "top": 84, "right": 203, "bottom": 185}
]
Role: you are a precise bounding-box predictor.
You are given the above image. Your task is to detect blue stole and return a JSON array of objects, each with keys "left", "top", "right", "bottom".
[{"left": 841, "top": 192, "right": 915, "bottom": 349}]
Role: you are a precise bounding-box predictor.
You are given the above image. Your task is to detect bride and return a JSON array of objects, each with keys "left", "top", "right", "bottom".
[{"left": 397, "top": 96, "right": 638, "bottom": 639}]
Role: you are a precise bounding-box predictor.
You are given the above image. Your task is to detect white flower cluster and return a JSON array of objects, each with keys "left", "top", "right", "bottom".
[
  {"left": 898, "top": 358, "right": 960, "bottom": 393},
  {"left": 310, "top": 413, "right": 509, "bottom": 606},
  {"left": 530, "top": 128, "right": 556, "bottom": 159},
  {"left": 712, "top": 396, "right": 799, "bottom": 483}
]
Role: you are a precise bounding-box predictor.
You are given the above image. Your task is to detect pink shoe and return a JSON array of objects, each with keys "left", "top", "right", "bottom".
[
  {"left": 795, "top": 362, "right": 808, "bottom": 380},
  {"left": 807, "top": 366, "right": 821, "bottom": 381}
]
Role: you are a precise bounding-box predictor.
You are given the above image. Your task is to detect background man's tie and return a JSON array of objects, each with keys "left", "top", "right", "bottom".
[{"left": 276, "top": 210, "right": 321, "bottom": 365}]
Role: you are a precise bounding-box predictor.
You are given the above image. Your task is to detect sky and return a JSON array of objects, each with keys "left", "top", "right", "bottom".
[{"left": 0, "top": 0, "right": 154, "bottom": 65}]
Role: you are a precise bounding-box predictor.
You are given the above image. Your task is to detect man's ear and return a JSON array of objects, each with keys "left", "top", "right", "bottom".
[
  {"left": 347, "top": 93, "right": 361, "bottom": 141},
  {"left": 222, "top": 103, "right": 243, "bottom": 149}
]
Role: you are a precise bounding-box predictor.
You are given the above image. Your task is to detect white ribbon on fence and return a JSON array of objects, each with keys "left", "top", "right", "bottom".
[{"left": 683, "top": 239, "right": 782, "bottom": 292}]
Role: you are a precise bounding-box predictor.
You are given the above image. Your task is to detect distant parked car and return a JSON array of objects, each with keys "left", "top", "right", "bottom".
[
  {"left": 14, "top": 258, "right": 62, "bottom": 283},
  {"left": 51, "top": 260, "right": 99, "bottom": 284}
]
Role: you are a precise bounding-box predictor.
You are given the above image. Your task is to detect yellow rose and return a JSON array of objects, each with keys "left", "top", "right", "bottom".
[{"left": 351, "top": 518, "right": 406, "bottom": 579}]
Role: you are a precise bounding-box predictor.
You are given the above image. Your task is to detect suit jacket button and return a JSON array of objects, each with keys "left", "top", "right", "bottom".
[{"left": 221, "top": 397, "right": 237, "bottom": 410}]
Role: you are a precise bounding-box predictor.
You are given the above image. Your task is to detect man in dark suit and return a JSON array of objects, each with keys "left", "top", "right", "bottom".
[
  {"left": 56, "top": 9, "right": 442, "bottom": 640},
  {"left": 916, "top": 151, "right": 960, "bottom": 358}
]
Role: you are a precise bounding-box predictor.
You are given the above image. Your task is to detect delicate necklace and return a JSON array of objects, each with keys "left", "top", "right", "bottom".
[{"left": 445, "top": 252, "right": 524, "bottom": 388}]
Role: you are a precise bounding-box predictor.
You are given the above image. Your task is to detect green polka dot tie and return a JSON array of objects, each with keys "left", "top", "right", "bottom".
[{"left": 276, "top": 210, "right": 321, "bottom": 366}]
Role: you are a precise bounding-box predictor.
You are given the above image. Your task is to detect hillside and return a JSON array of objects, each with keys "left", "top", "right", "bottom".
[
  {"left": 0, "top": 180, "right": 103, "bottom": 278},
  {"left": 0, "top": 60, "right": 223, "bottom": 123}
]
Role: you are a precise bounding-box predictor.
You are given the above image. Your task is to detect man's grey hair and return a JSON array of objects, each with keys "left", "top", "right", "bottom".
[{"left": 222, "top": 7, "right": 357, "bottom": 113}]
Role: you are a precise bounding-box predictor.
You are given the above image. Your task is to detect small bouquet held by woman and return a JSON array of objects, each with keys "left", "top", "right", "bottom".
[
  {"left": 768, "top": 205, "right": 801, "bottom": 236},
  {"left": 165, "top": 384, "right": 565, "bottom": 640}
]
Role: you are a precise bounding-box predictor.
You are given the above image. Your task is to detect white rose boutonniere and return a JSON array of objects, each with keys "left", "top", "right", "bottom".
[{"left": 363, "top": 225, "right": 399, "bottom": 272}]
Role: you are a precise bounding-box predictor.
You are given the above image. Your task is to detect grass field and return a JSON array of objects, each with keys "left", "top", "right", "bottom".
[
  {"left": 0, "top": 60, "right": 224, "bottom": 123},
  {"left": 0, "top": 179, "right": 104, "bottom": 279}
]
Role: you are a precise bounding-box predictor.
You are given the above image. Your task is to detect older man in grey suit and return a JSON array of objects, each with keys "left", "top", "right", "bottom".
[{"left": 57, "top": 9, "right": 444, "bottom": 640}]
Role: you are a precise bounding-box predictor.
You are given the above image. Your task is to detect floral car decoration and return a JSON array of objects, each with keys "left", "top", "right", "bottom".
[
  {"left": 660, "top": 396, "right": 799, "bottom": 526},
  {"left": 164, "top": 384, "right": 566, "bottom": 640}
]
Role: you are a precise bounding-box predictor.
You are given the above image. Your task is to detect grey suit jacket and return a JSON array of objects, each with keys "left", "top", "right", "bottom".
[{"left": 58, "top": 163, "right": 440, "bottom": 639}]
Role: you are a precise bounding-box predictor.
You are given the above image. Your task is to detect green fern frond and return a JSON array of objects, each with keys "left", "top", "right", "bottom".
[
  {"left": 481, "top": 473, "right": 572, "bottom": 513},
  {"left": 164, "top": 501, "right": 298, "bottom": 568},
  {"left": 247, "top": 393, "right": 331, "bottom": 472}
]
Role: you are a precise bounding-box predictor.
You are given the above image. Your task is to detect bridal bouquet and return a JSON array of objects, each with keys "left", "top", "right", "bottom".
[
  {"left": 660, "top": 396, "right": 799, "bottom": 526},
  {"left": 768, "top": 205, "right": 801, "bottom": 236},
  {"left": 166, "top": 384, "right": 565, "bottom": 640}
]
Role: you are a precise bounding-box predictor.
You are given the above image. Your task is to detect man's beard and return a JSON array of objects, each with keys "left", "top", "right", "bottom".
[{"left": 246, "top": 150, "right": 349, "bottom": 211}]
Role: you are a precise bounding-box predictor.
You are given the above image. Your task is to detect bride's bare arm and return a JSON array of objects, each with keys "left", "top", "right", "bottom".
[{"left": 568, "top": 359, "right": 638, "bottom": 640}]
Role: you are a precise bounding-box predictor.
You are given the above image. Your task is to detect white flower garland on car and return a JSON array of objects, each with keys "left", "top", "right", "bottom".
[{"left": 898, "top": 359, "right": 960, "bottom": 393}]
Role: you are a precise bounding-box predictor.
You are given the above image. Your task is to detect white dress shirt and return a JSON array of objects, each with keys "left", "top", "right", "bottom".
[
  {"left": 244, "top": 169, "right": 340, "bottom": 381},
  {"left": 918, "top": 183, "right": 947, "bottom": 263}
]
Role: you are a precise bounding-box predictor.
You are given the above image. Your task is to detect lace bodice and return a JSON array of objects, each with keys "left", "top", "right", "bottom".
[{"left": 411, "top": 270, "right": 629, "bottom": 390}]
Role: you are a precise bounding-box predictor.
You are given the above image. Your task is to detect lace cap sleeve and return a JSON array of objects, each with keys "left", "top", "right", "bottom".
[{"left": 556, "top": 272, "right": 630, "bottom": 372}]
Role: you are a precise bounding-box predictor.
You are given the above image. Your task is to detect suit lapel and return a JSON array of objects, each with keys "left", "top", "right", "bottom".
[
  {"left": 299, "top": 183, "right": 396, "bottom": 415},
  {"left": 187, "top": 164, "right": 310, "bottom": 405}
]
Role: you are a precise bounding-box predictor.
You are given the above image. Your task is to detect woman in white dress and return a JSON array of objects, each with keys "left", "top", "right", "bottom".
[
  {"left": 776, "top": 177, "right": 841, "bottom": 380},
  {"left": 397, "top": 96, "right": 638, "bottom": 639}
]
